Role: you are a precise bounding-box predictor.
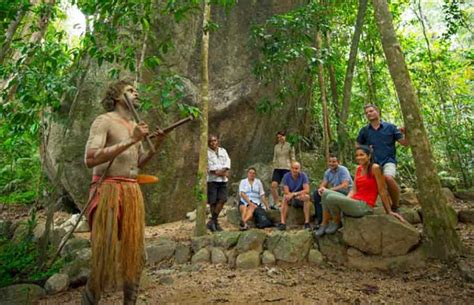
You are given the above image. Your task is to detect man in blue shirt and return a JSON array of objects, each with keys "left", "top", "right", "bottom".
[
  {"left": 277, "top": 161, "right": 312, "bottom": 231},
  {"left": 357, "top": 104, "right": 408, "bottom": 210},
  {"left": 312, "top": 154, "right": 353, "bottom": 226}
]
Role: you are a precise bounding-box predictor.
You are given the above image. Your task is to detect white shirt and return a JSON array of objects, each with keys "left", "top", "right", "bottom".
[
  {"left": 239, "top": 178, "right": 265, "bottom": 206},
  {"left": 207, "top": 147, "right": 231, "bottom": 182}
]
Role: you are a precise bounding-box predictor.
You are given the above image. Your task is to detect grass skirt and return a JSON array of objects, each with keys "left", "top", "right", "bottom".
[{"left": 87, "top": 177, "right": 145, "bottom": 293}]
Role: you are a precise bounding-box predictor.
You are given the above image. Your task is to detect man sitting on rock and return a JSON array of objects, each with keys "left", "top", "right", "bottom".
[
  {"left": 312, "top": 154, "right": 353, "bottom": 227},
  {"left": 277, "top": 161, "right": 312, "bottom": 231},
  {"left": 239, "top": 167, "right": 269, "bottom": 230}
]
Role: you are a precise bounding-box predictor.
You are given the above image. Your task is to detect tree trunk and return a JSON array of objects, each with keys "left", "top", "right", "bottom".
[
  {"left": 372, "top": 0, "right": 462, "bottom": 259},
  {"left": 1, "top": 0, "right": 56, "bottom": 99},
  {"left": 326, "top": 31, "right": 339, "bottom": 118},
  {"left": 195, "top": 1, "right": 211, "bottom": 237},
  {"left": 0, "top": 7, "right": 27, "bottom": 64},
  {"left": 364, "top": 34, "right": 377, "bottom": 104},
  {"left": 337, "top": 0, "right": 368, "bottom": 162},
  {"left": 315, "top": 32, "right": 330, "bottom": 161},
  {"left": 135, "top": 31, "right": 148, "bottom": 85}
]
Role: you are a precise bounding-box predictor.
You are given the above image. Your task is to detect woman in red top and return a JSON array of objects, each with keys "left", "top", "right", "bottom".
[{"left": 315, "top": 145, "right": 404, "bottom": 237}]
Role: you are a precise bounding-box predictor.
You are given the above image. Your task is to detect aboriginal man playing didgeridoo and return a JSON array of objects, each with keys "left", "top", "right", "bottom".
[{"left": 81, "top": 80, "right": 165, "bottom": 305}]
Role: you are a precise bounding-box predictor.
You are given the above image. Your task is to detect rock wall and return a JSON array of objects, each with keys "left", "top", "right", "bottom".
[{"left": 42, "top": 0, "right": 309, "bottom": 224}]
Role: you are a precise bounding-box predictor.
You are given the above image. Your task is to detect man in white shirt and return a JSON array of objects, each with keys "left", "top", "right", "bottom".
[{"left": 207, "top": 135, "right": 231, "bottom": 232}]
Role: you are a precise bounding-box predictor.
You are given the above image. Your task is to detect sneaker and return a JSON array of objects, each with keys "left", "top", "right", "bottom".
[
  {"left": 239, "top": 223, "right": 249, "bottom": 231},
  {"left": 207, "top": 220, "right": 217, "bottom": 232},
  {"left": 303, "top": 223, "right": 312, "bottom": 230},
  {"left": 276, "top": 223, "right": 286, "bottom": 231},
  {"left": 391, "top": 206, "right": 400, "bottom": 213},
  {"left": 215, "top": 221, "right": 223, "bottom": 232},
  {"left": 325, "top": 222, "right": 341, "bottom": 234},
  {"left": 314, "top": 225, "right": 327, "bottom": 237}
]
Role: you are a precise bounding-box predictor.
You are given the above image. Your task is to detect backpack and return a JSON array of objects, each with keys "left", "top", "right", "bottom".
[{"left": 253, "top": 207, "right": 273, "bottom": 228}]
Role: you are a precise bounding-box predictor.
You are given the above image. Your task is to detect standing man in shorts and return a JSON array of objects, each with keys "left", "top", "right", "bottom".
[
  {"left": 277, "top": 161, "right": 312, "bottom": 231},
  {"left": 357, "top": 104, "right": 408, "bottom": 210},
  {"left": 207, "top": 134, "right": 231, "bottom": 232},
  {"left": 271, "top": 131, "right": 296, "bottom": 207}
]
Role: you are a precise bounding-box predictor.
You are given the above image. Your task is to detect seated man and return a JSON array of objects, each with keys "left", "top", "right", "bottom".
[
  {"left": 277, "top": 161, "right": 312, "bottom": 231},
  {"left": 239, "top": 167, "right": 269, "bottom": 230},
  {"left": 312, "top": 154, "right": 353, "bottom": 226}
]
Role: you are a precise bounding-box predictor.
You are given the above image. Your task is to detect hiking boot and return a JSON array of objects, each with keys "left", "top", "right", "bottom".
[
  {"left": 314, "top": 225, "right": 327, "bottom": 237},
  {"left": 215, "top": 221, "right": 223, "bottom": 231},
  {"left": 325, "top": 222, "right": 341, "bottom": 234},
  {"left": 303, "top": 223, "right": 312, "bottom": 231},
  {"left": 276, "top": 223, "right": 286, "bottom": 231},
  {"left": 391, "top": 206, "right": 400, "bottom": 213},
  {"left": 207, "top": 220, "right": 217, "bottom": 232}
]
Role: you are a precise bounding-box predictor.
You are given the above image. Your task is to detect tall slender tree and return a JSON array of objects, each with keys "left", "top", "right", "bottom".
[
  {"left": 315, "top": 31, "right": 330, "bottom": 161},
  {"left": 338, "top": 0, "right": 368, "bottom": 162},
  {"left": 372, "top": 0, "right": 462, "bottom": 259},
  {"left": 195, "top": 0, "right": 211, "bottom": 236}
]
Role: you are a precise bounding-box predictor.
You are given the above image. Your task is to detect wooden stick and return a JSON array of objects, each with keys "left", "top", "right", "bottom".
[
  {"left": 123, "top": 93, "right": 156, "bottom": 153},
  {"left": 47, "top": 159, "right": 114, "bottom": 269},
  {"left": 149, "top": 116, "right": 193, "bottom": 138}
]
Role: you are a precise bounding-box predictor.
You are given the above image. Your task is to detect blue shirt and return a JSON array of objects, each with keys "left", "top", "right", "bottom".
[
  {"left": 282, "top": 172, "right": 309, "bottom": 192},
  {"left": 357, "top": 121, "right": 403, "bottom": 166},
  {"left": 323, "top": 165, "right": 353, "bottom": 191}
]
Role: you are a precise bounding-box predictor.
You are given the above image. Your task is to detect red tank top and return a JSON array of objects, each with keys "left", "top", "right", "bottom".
[{"left": 351, "top": 165, "right": 378, "bottom": 207}]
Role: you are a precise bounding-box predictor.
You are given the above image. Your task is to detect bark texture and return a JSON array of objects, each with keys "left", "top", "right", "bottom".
[
  {"left": 315, "top": 31, "right": 330, "bottom": 161},
  {"left": 195, "top": 1, "right": 210, "bottom": 236},
  {"left": 372, "top": 0, "right": 462, "bottom": 259}
]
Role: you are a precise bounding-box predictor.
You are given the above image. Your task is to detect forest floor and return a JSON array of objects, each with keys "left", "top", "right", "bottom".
[{"left": 2, "top": 199, "right": 474, "bottom": 305}]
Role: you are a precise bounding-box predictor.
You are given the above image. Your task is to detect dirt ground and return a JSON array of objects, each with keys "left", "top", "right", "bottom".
[{"left": 2, "top": 200, "right": 474, "bottom": 305}]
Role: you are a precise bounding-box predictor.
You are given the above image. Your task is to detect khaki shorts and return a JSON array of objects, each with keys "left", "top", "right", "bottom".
[{"left": 382, "top": 162, "right": 397, "bottom": 177}]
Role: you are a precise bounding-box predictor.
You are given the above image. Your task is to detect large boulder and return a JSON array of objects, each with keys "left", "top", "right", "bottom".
[
  {"left": 174, "top": 243, "right": 192, "bottom": 264},
  {"left": 400, "top": 189, "right": 419, "bottom": 206},
  {"left": 236, "top": 250, "right": 261, "bottom": 269},
  {"left": 212, "top": 231, "right": 241, "bottom": 249},
  {"left": 454, "top": 190, "right": 474, "bottom": 201},
  {"left": 261, "top": 250, "right": 276, "bottom": 265},
  {"left": 45, "top": 273, "right": 70, "bottom": 295},
  {"left": 60, "top": 236, "right": 91, "bottom": 259},
  {"left": 191, "top": 235, "right": 213, "bottom": 252},
  {"left": 61, "top": 252, "right": 91, "bottom": 287},
  {"left": 343, "top": 215, "right": 421, "bottom": 257},
  {"left": 41, "top": 1, "right": 308, "bottom": 225},
  {"left": 307, "top": 249, "right": 324, "bottom": 266},
  {"left": 270, "top": 230, "right": 312, "bottom": 263},
  {"left": 191, "top": 248, "right": 210, "bottom": 264},
  {"left": 146, "top": 238, "right": 177, "bottom": 265},
  {"left": 317, "top": 232, "right": 348, "bottom": 264},
  {"left": 347, "top": 248, "right": 426, "bottom": 272},
  {"left": 235, "top": 230, "right": 267, "bottom": 253},
  {"left": 0, "top": 284, "right": 45, "bottom": 305},
  {"left": 211, "top": 247, "right": 227, "bottom": 264},
  {"left": 399, "top": 207, "right": 422, "bottom": 225}
]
